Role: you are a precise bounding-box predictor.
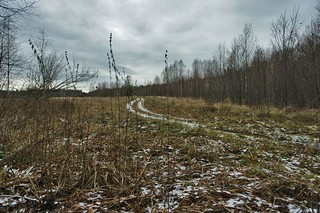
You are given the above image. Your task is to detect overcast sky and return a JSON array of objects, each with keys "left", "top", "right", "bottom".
[{"left": 23, "top": 0, "right": 318, "bottom": 89}]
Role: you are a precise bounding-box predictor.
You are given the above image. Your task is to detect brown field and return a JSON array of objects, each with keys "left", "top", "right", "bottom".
[{"left": 0, "top": 96, "right": 319, "bottom": 212}]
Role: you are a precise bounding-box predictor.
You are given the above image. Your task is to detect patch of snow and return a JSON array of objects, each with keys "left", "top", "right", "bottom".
[
  {"left": 177, "top": 165, "right": 186, "bottom": 171},
  {"left": 141, "top": 187, "right": 151, "bottom": 196},
  {"left": 226, "top": 197, "right": 244, "bottom": 207},
  {"left": 128, "top": 98, "right": 205, "bottom": 129},
  {"left": 291, "top": 135, "right": 313, "bottom": 143},
  {"left": 78, "top": 202, "right": 86, "bottom": 206}
]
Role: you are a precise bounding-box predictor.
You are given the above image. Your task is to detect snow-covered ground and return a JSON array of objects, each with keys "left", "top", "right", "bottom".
[
  {"left": 1, "top": 97, "right": 319, "bottom": 212},
  {"left": 126, "top": 97, "right": 320, "bottom": 212}
]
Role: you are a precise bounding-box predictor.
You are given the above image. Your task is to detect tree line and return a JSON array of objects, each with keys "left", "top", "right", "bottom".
[
  {"left": 95, "top": 3, "right": 320, "bottom": 108},
  {"left": 152, "top": 4, "right": 319, "bottom": 108},
  {"left": 5, "top": 1, "right": 317, "bottom": 108}
]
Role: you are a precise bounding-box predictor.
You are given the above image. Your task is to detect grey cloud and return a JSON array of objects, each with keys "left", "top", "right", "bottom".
[{"left": 22, "top": 0, "right": 316, "bottom": 88}]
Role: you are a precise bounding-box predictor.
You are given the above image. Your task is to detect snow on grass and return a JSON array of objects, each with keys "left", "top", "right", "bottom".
[
  {"left": 0, "top": 194, "right": 38, "bottom": 209},
  {"left": 127, "top": 98, "right": 204, "bottom": 129},
  {"left": 1, "top": 97, "right": 319, "bottom": 212}
]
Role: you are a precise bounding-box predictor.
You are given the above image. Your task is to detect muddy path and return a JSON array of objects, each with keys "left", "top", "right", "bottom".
[
  {"left": 127, "top": 97, "right": 319, "bottom": 149},
  {"left": 127, "top": 97, "right": 204, "bottom": 129},
  {"left": 126, "top": 97, "right": 320, "bottom": 212}
]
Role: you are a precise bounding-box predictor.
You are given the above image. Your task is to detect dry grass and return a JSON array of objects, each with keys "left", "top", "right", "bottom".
[
  {"left": 144, "top": 96, "right": 207, "bottom": 120},
  {"left": 0, "top": 96, "right": 319, "bottom": 212}
]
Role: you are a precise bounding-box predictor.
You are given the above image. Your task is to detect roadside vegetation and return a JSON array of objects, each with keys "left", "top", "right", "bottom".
[{"left": 0, "top": 96, "right": 319, "bottom": 212}]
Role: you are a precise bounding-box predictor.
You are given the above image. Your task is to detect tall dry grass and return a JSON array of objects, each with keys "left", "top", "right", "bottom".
[
  {"left": 0, "top": 95, "right": 319, "bottom": 211},
  {"left": 0, "top": 96, "right": 145, "bottom": 211}
]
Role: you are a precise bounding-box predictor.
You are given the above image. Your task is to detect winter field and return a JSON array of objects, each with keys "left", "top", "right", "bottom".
[{"left": 0, "top": 96, "right": 319, "bottom": 212}]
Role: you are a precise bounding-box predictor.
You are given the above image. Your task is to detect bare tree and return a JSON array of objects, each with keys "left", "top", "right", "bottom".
[
  {"left": 271, "top": 6, "right": 301, "bottom": 106},
  {"left": 0, "top": 0, "right": 37, "bottom": 19},
  {"left": 178, "top": 59, "right": 185, "bottom": 97},
  {"left": 0, "top": 0, "right": 36, "bottom": 91},
  {"left": 26, "top": 30, "right": 97, "bottom": 93},
  {"left": 191, "top": 59, "right": 203, "bottom": 98},
  {"left": 251, "top": 46, "right": 268, "bottom": 105},
  {"left": 215, "top": 43, "right": 227, "bottom": 103},
  {"left": 228, "top": 37, "right": 241, "bottom": 104},
  {"left": 0, "top": 16, "right": 23, "bottom": 91},
  {"left": 238, "top": 23, "right": 256, "bottom": 104},
  {"left": 296, "top": 1, "right": 320, "bottom": 107}
]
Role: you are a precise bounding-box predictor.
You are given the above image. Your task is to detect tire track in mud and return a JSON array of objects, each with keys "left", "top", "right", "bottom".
[
  {"left": 127, "top": 97, "right": 203, "bottom": 129},
  {"left": 127, "top": 97, "right": 319, "bottom": 149},
  {"left": 126, "top": 98, "right": 319, "bottom": 212},
  {"left": 126, "top": 97, "right": 266, "bottom": 140}
]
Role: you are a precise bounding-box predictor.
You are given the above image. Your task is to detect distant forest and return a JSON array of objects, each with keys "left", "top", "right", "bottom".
[{"left": 92, "top": 4, "right": 320, "bottom": 108}]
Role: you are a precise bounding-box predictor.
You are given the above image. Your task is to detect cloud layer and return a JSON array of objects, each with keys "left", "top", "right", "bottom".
[{"left": 25, "top": 0, "right": 317, "bottom": 87}]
